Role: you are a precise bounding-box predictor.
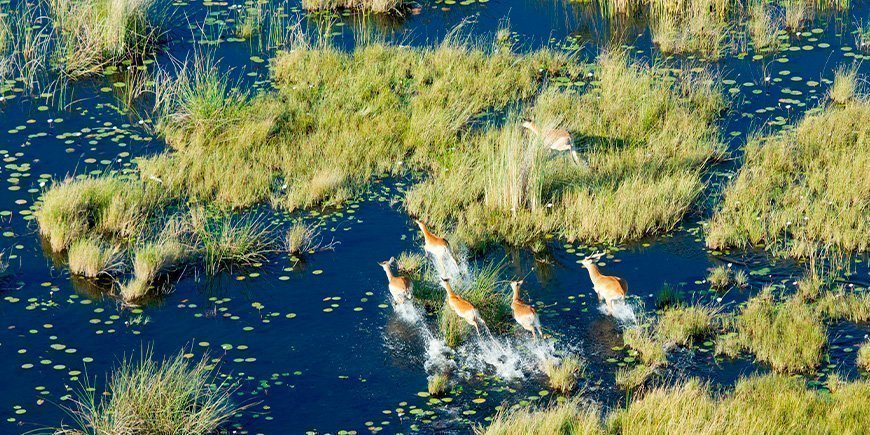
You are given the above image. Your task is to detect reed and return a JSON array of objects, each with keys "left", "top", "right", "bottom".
[
  {"left": 783, "top": 0, "right": 811, "bottom": 31},
  {"left": 706, "top": 99, "right": 869, "bottom": 258},
  {"left": 57, "top": 351, "right": 242, "bottom": 434},
  {"left": 748, "top": 3, "right": 782, "bottom": 52},
  {"left": 707, "top": 265, "right": 731, "bottom": 288}
]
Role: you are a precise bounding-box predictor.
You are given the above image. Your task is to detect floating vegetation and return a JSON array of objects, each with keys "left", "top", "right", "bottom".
[
  {"left": 56, "top": 351, "right": 243, "bottom": 434},
  {"left": 721, "top": 289, "right": 826, "bottom": 373},
  {"left": 706, "top": 98, "right": 869, "bottom": 258}
]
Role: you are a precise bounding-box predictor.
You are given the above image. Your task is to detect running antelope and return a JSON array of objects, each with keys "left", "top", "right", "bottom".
[
  {"left": 378, "top": 257, "right": 412, "bottom": 305},
  {"left": 580, "top": 252, "right": 628, "bottom": 315},
  {"left": 521, "top": 120, "right": 581, "bottom": 165},
  {"left": 414, "top": 219, "right": 454, "bottom": 271},
  {"left": 441, "top": 278, "right": 485, "bottom": 335},
  {"left": 510, "top": 280, "right": 542, "bottom": 339}
]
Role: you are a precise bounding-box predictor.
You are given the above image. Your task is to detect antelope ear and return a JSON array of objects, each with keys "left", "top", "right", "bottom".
[
  {"left": 517, "top": 280, "right": 524, "bottom": 285},
  {"left": 389, "top": 256, "right": 396, "bottom": 263}
]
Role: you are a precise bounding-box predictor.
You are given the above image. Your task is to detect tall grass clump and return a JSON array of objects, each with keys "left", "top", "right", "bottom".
[
  {"left": 615, "top": 364, "right": 659, "bottom": 390},
  {"left": 190, "top": 210, "right": 275, "bottom": 275},
  {"left": 829, "top": 66, "right": 859, "bottom": 104},
  {"left": 67, "top": 238, "right": 123, "bottom": 278},
  {"left": 649, "top": 0, "right": 731, "bottom": 59},
  {"left": 748, "top": 2, "right": 782, "bottom": 52},
  {"left": 707, "top": 265, "right": 731, "bottom": 288},
  {"left": 608, "top": 374, "right": 870, "bottom": 433},
  {"left": 814, "top": 286, "right": 870, "bottom": 322},
  {"left": 706, "top": 99, "right": 869, "bottom": 258},
  {"left": 783, "top": 0, "right": 811, "bottom": 31},
  {"left": 284, "top": 221, "right": 322, "bottom": 256},
  {"left": 49, "top": 0, "right": 165, "bottom": 78},
  {"left": 725, "top": 289, "right": 826, "bottom": 373},
  {"left": 120, "top": 218, "right": 192, "bottom": 302},
  {"left": 542, "top": 354, "right": 585, "bottom": 394},
  {"left": 301, "top": 0, "right": 405, "bottom": 13},
  {"left": 36, "top": 177, "right": 162, "bottom": 252},
  {"left": 623, "top": 323, "right": 668, "bottom": 366},
  {"left": 57, "top": 351, "right": 242, "bottom": 434},
  {"left": 478, "top": 399, "right": 603, "bottom": 435},
  {"left": 858, "top": 341, "right": 870, "bottom": 371},
  {"left": 656, "top": 304, "right": 718, "bottom": 346}
]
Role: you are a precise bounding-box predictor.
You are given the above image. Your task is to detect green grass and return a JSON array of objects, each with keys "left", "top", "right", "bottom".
[
  {"left": 484, "top": 373, "right": 870, "bottom": 433},
  {"left": 858, "top": 341, "right": 870, "bottom": 371},
  {"left": 655, "top": 283, "right": 683, "bottom": 309},
  {"left": 733, "top": 269, "right": 749, "bottom": 288},
  {"left": 814, "top": 286, "right": 870, "bottom": 322},
  {"left": 706, "top": 99, "right": 869, "bottom": 258},
  {"left": 656, "top": 304, "right": 718, "bottom": 346},
  {"left": 427, "top": 373, "right": 450, "bottom": 396},
  {"left": 623, "top": 323, "right": 668, "bottom": 366},
  {"left": 649, "top": 0, "right": 731, "bottom": 59},
  {"left": 725, "top": 289, "right": 826, "bottom": 373},
  {"left": 120, "top": 217, "right": 192, "bottom": 302},
  {"left": 67, "top": 237, "right": 123, "bottom": 278},
  {"left": 301, "top": 0, "right": 405, "bottom": 13},
  {"left": 783, "top": 0, "right": 810, "bottom": 31},
  {"left": 49, "top": 0, "right": 165, "bottom": 78},
  {"left": 478, "top": 399, "right": 603, "bottom": 435},
  {"left": 707, "top": 265, "right": 731, "bottom": 289},
  {"left": 190, "top": 210, "right": 275, "bottom": 276},
  {"left": 407, "top": 53, "right": 724, "bottom": 248},
  {"left": 542, "top": 354, "right": 585, "bottom": 394},
  {"left": 284, "top": 221, "right": 321, "bottom": 255},
  {"left": 748, "top": 2, "right": 782, "bottom": 52},
  {"left": 36, "top": 176, "right": 163, "bottom": 253},
  {"left": 57, "top": 351, "right": 242, "bottom": 434},
  {"left": 829, "top": 66, "right": 859, "bottom": 104},
  {"left": 615, "top": 364, "right": 658, "bottom": 390}
]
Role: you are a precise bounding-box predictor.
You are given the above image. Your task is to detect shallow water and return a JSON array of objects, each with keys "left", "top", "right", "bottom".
[{"left": 1, "top": 0, "right": 869, "bottom": 432}]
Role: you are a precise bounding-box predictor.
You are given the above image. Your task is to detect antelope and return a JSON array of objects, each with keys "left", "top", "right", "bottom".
[
  {"left": 378, "top": 257, "right": 412, "bottom": 305},
  {"left": 580, "top": 252, "right": 628, "bottom": 315},
  {"left": 521, "top": 120, "right": 582, "bottom": 165},
  {"left": 414, "top": 219, "right": 454, "bottom": 272},
  {"left": 510, "top": 280, "right": 542, "bottom": 339},
  {"left": 441, "top": 278, "right": 485, "bottom": 336}
]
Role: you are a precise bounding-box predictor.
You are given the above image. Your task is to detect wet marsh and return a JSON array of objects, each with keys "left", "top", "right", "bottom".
[{"left": 0, "top": 0, "right": 868, "bottom": 433}]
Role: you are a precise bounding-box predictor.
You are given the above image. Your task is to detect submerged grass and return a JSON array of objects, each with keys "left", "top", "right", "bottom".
[
  {"left": 706, "top": 99, "right": 869, "bottom": 258},
  {"left": 57, "top": 351, "right": 242, "bottom": 434}
]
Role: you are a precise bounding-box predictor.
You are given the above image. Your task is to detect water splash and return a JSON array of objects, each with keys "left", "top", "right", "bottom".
[
  {"left": 598, "top": 299, "right": 638, "bottom": 326},
  {"left": 393, "top": 300, "right": 423, "bottom": 324},
  {"left": 429, "top": 247, "right": 469, "bottom": 286}
]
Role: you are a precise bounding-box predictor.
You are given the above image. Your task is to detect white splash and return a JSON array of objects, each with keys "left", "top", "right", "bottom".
[
  {"left": 429, "top": 247, "right": 470, "bottom": 286},
  {"left": 393, "top": 300, "right": 423, "bottom": 324},
  {"left": 599, "top": 299, "right": 638, "bottom": 326}
]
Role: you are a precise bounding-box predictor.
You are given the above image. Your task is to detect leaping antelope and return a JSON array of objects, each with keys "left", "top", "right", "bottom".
[
  {"left": 441, "top": 278, "right": 485, "bottom": 336},
  {"left": 521, "top": 120, "right": 581, "bottom": 165},
  {"left": 378, "top": 257, "right": 412, "bottom": 305},
  {"left": 580, "top": 252, "right": 628, "bottom": 315},
  {"left": 510, "top": 280, "right": 542, "bottom": 339},
  {"left": 414, "top": 219, "right": 454, "bottom": 271}
]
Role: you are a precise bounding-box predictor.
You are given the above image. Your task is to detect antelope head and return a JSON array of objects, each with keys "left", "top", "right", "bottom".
[
  {"left": 580, "top": 252, "right": 605, "bottom": 268},
  {"left": 509, "top": 280, "right": 524, "bottom": 292}
]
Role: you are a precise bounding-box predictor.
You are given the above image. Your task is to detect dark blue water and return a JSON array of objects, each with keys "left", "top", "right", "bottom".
[{"left": 1, "top": 0, "right": 868, "bottom": 432}]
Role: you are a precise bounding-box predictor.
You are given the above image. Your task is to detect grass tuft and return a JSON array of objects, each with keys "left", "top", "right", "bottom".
[
  {"left": 857, "top": 342, "right": 870, "bottom": 371},
  {"left": 478, "top": 399, "right": 603, "bottom": 435},
  {"left": 427, "top": 373, "right": 450, "bottom": 396},
  {"left": 615, "top": 364, "right": 658, "bottom": 390},
  {"left": 829, "top": 66, "right": 859, "bottom": 104},
  {"left": 57, "top": 351, "right": 242, "bottom": 434},
  {"left": 191, "top": 210, "right": 275, "bottom": 275},
  {"left": 67, "top": 238, "right": 123, "bottom": 278},
  {"left": 542, "top": 354, "right": 584, "bottom": 394},
  {"left": 656, "top": 304, "right": 718, "bottom": 347},
  {"left": 624, "top": 323, "right": 667, "bottom": 367},
  {"left": 707, "top": 265, "right": 731, "bottom": 289},
  {"left": 284, "top": 222, "right": 322, "bottom": 255}
]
